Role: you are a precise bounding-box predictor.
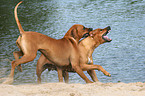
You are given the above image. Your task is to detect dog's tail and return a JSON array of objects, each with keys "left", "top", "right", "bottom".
[{"left": 14, "top": 1, "right": 24, "bottom": 34}]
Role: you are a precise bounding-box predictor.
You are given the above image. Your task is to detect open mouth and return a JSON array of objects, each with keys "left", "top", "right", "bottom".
[{"left": 102, "top": 27, "right": 112, "bottom": 42}]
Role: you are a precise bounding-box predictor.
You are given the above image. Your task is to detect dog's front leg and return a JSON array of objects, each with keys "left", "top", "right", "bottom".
[
  {"left": 36, "top": 54, "right": 50, "bottom": 84},
  {"left": 57, "top": 67, "right": 63, "bottom": 82},
  {"left": 87, "top": 70, "right": 98, "bottom": 82},
  {"left": 81, "top": 64, "right": 111, "bottom": 77},
  {"left": 87, "top": 57, "right": 99, "bottom": 82},
  {"left": 62, "top": 70, "right": 69, "bottom": 83},
  {"left": 72, "top": 65, "right": 93, "bottom": 83}
]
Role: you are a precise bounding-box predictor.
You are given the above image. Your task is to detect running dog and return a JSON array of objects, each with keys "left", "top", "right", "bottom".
[
  {"left": 36, "top": 26, "right": 112, "bottom": 83},
  {"left": 2, "top": 1, "right": 93, "bottom": 84}
]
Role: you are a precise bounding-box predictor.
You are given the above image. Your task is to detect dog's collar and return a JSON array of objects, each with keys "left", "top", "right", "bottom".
[{"left": 79, "top": 38, "right": 85, "bottom": 42}]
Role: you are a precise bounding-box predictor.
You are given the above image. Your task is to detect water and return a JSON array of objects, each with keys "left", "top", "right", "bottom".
[{"left": 0, "top": 0, "right": 145, "bottom": 84}]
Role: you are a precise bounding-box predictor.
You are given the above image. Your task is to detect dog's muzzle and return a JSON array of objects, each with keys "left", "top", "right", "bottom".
[{"left": 102, "top": 26, "right": 112, "bottom": 42}]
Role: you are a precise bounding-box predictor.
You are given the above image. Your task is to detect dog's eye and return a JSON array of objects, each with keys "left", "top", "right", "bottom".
[
  {"left": 100, "top": 29, "right": 103, "bottom": 31},
  {"left": 83, "top": 27, "right": 85, "bottom": 30}
]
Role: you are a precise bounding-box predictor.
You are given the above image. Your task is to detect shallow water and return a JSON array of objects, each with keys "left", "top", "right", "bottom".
[{"left": 0, "top": 0, "right": 145, "bottom": 84}]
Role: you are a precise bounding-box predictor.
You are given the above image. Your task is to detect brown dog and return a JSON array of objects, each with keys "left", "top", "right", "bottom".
[
  {"left": 36, "top": 26, "right": 112, "bottom": 83},
  {"left": 2, "top": 1, "right": 93, "bottom": 84}
]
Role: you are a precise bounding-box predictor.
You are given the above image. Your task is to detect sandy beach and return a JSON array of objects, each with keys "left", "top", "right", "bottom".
[{"left": 0, "top": 82, "right": 144, "bottom": 96}]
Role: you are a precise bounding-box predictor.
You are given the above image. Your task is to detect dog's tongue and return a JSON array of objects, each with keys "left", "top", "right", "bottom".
[{"left": 103, "top": 36, "right": 112, "bottom": 41}]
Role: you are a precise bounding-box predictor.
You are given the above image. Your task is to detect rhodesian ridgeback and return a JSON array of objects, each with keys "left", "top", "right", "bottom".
[
  {"left": 36, "top": 26, "right": 112, "bottom": 83},
  {"left": 2, "top": 1, "right": 93, "bottom": 84}
]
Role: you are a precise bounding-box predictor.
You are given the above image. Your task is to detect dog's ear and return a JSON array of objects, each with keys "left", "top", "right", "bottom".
[{"left": 71, "top": 29, "right": 78, "bottom": 39}]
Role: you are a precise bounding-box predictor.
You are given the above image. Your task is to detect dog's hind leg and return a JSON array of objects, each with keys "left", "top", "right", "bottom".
[
  {"left": 13, "top": 51, "right": 23, "bottom": 72},
  {"left": 11, "top": 53, "right": 37, "bottom": 75},
  {"left": 1, "top": 51, "right": 23, "bottom": 84},
  {"left": 3, "top": 52, "right": 37, "bottom": 84}
]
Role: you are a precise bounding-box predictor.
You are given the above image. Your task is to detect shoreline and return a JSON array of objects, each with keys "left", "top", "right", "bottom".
[{"left": 0, "top": 82, "right": 144, "bottom": 96}]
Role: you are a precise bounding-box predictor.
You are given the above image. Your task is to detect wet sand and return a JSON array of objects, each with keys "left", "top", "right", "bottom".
[{"left": 0, "top": 82, "right": 144, "bottom": 96}]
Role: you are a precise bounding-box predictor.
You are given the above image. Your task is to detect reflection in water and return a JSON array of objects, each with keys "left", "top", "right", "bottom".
[{"left": 0, "top": 0, "right": 145, "bottom": 84}]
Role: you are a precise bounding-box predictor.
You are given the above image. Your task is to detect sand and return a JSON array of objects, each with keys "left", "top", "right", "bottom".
[{"left": 0, "top": 82, "right": 144, "bottom": 96}]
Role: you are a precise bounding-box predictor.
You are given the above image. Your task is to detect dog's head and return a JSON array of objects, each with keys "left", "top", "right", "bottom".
[
  {"left": 89, "top": 26, "right": 112, "bottom": 44},
  {"left": 65, "top": 24, "right": 93, "bottom": 42}
]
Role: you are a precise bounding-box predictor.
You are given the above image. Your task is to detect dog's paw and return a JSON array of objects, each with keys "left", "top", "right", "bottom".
[
  {"left": 107, "top": 73, "right": 111, "bottom": 77},
  {"left": 104, "top": 72, "right": 111, "bottom": 77},
  {"left": 2, "top": 77, "right": 14, "bottom": 84}
]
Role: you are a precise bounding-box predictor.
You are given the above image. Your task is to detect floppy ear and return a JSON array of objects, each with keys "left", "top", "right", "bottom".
[{"left": 71, "top": 29, "right": 79, "bottom": 39}]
